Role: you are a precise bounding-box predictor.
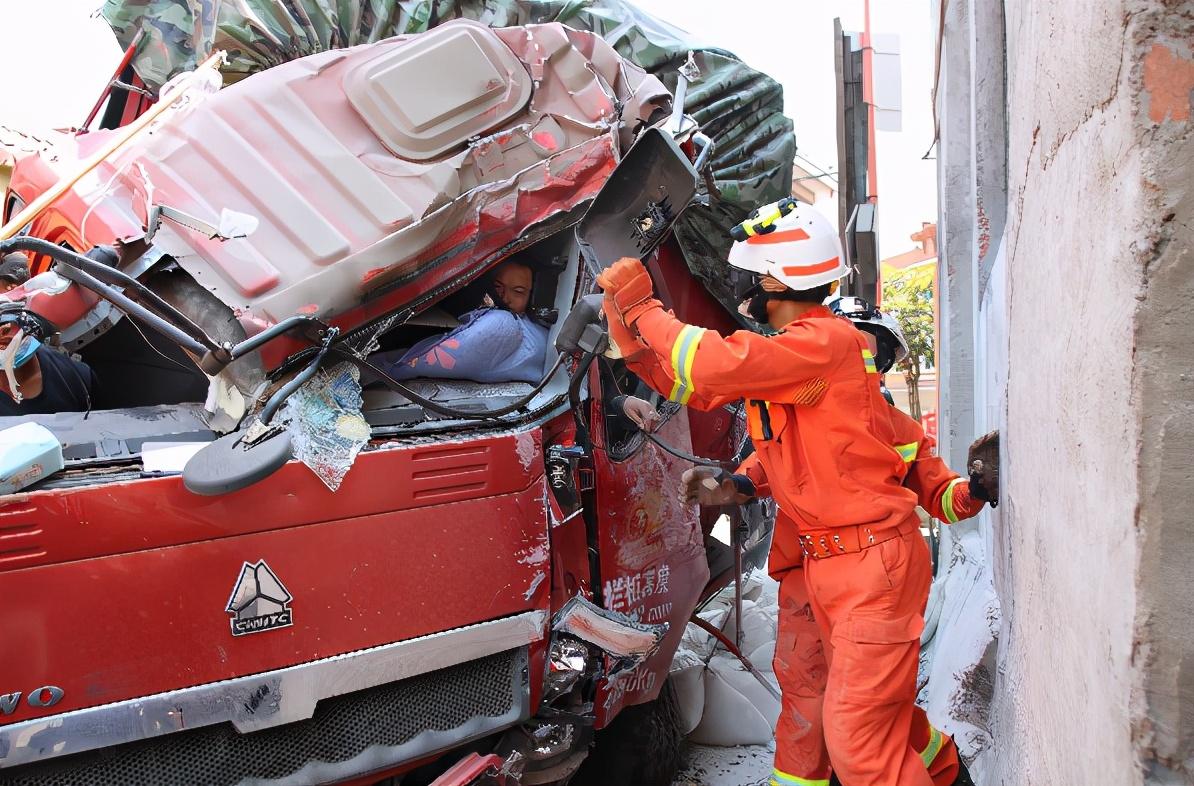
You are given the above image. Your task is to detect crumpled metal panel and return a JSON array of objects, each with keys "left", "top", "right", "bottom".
[
  {"left": 77, "top": 20, "right": 662, "bottom": 333},
  {"left": 102, "top": 0, "right": 795, "bottom": 317}
]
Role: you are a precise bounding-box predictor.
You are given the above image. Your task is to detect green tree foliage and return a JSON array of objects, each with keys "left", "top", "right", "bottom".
[{"left": 882, "top": 267, "right": 935, "bottom": 420}]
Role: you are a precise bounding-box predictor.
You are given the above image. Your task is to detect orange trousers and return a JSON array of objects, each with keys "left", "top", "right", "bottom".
[{"left": 771, "top": 528, "right": 958, "bottom": 786}]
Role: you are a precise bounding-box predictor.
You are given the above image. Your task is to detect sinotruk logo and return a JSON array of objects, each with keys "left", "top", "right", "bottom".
[{"left": 226, "top": 561, "right": 294, "bottom": 636}]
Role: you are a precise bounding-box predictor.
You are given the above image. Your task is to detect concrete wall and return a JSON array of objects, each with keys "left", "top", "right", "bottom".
[
  {"left": 932, "top": 0, "right": 1194, "bottom": 783},
  {"left": 1132, "top": 5, "right": 1194, "bottom": 779},
  {"left": 923, "top": 1, "right": 1001, "bottom": 780}
]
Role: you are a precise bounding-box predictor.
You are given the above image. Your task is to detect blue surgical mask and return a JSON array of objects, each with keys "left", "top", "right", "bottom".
[{"left": 12, "top": 336, "right": 40, "bottom": 369}]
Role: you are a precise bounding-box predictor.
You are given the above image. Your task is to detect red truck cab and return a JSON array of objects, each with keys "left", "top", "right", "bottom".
[{"left": 0, "top": 19, "right": 765, "bottom": 786}]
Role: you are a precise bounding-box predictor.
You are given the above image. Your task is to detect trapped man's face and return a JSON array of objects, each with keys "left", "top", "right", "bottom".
[{"left": 492, "top": 263, "right": 533, "bottom": 314}]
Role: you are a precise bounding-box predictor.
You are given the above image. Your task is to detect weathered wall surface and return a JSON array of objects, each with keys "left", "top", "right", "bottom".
[
  {"left": 995, "top": 1, "right": 1143, "bottom": 781},
  {"left": 933, "top": 0, "right": 1194, "bottom": 783},
  {"left": 1132, "top": 4, "right": 1194, "bottom": 781}
]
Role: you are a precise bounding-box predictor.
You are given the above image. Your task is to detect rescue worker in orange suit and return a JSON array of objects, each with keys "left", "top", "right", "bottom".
[
  {"left": 598, "top": 197, "right": 950, "bottom": 786},
  {"left": 686, "top": 296, "right": 993, "bottom": 786}
]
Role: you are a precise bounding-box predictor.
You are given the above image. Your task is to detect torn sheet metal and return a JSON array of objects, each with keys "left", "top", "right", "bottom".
[
  {"left": 542, "top": 638, "right": 591, "bottom": 705},
  {"left": 66, "top": 20, "right": 666, "bottom": 345},
  {"left": 552, "top": 595, "right": 667, "bottom": 678},
  {"left": 281, "top": 362, "right": 370, "bottom": 491},
  {"left": 102, "top": 0, "right": 794, "bottom": 320}
]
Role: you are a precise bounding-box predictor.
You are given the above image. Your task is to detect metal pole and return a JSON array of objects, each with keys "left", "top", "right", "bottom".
[
  {"left": 863, "top": 0, "right": 879, "bottom": 205},
  {"left": 0, "top": 50, "right": 225, "bottom": 242},
  {"left": 730, "top": 506, "right": 745, "bottom": 651},
  {"left": 81, "top": 29, "right": 145, "bottom": 132}
]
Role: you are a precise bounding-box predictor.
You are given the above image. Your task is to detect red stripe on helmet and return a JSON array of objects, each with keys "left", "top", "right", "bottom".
[
  {"left": 746, "top": 227, "right": 810, "bottom": 244},
  {"left": 782, "top": 257, "right": 841, "bottom": 276}
]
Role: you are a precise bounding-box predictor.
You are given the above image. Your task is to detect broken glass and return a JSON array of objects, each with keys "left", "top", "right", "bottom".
[{"left": 282, "top": 362, "right": 370, "bottom": 491}]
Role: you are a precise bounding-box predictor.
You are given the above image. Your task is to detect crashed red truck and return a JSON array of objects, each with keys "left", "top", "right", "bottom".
[{"left": 0, "top": 17, "right": 777, "bottom": 786}]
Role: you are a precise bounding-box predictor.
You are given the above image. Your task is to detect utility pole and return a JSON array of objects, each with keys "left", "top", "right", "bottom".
[
  {"left": 862, "top": 0, "right": 883, "bottom": 305},
  {"left": 863, "top": 0, "right": 879, "bottom": 207},
  {"left": 834, "top": 13, "right": 880, "bottom": 304}
]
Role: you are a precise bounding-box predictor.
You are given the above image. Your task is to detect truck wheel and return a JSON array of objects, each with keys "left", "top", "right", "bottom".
[{"left": 568, "top": 680, "right": 684, "bottom": 786}]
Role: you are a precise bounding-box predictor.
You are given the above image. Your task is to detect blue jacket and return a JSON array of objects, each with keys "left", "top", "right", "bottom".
[{"left": 374, "top": 308, "right": 549, "bottom": 384}]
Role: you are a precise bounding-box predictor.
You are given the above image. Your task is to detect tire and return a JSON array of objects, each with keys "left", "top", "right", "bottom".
[{"left": 569, "top": 679, "right": 684, "bottom": 786}]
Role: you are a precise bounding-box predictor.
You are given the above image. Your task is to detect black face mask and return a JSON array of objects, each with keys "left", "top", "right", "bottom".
[
  {"left": 746, "top": 292, "right": 772, "bottom": 323},
  {"left": 745, "top": 289, "right": 809, "bottom": 325}
]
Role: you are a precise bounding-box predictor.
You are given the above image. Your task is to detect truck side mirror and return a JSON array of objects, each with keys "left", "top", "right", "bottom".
[
  {"left": 183, "top": 426, "right": 293, "bottom": 496},
  {"left": 554, "top": 294, "right": 608, "bottom": 356}
]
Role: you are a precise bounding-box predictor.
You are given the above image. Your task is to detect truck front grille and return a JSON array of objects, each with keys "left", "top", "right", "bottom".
[{"left": 1, "top": 648, "right": 527, "bottom": 786}]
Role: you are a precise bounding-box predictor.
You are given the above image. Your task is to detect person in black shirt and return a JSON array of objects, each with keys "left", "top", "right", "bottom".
[{"left": 0, "top": 306, "right": 97, "bottom": 416}]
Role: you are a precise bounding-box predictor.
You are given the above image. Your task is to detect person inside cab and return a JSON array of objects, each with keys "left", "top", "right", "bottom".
[
  {"left": 371, "top": 258, "right": 660, "bottom": 428},
  {"left": 371, "top": 260, "right": 549, "bottom": 385}
]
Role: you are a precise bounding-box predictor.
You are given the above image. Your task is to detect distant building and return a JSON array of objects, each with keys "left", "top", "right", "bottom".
[{"left": 881, "top": 223, "right": 938, "bottom": 437}]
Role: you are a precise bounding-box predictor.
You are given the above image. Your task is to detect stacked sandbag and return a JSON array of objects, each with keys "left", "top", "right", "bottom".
[{"left": 670, "top": 570, "right": 783, "bottom": 747}]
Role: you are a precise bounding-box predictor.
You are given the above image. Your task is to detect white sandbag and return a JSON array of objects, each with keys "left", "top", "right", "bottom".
[
  {"left": 669, "top": 649, "right": 707, "bottom": 736},
  {"left": 681, "top": 608, "right": 728, "bottom": 661},
  {"left": 717, "top": 598, "right": 753, "bottom": 645},
  {"left": 755, "top": 570, "right": 780, "bottom": 610},
  {"left": 721, "top": 599, "right": 777, "bottom": 657},
  {"left": 688, "top": 656, "right": 781, "bottom": 746},
  {"left": 747, "top": 639, "right": 776, "bottom": 675},
  {"left": 741, "top": 572, "right": 766, "bottom": 603}
]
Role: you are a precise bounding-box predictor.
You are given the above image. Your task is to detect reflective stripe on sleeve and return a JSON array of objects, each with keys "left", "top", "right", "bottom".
[
  {"left": 862, "top": 348, "right": 878, "bottom": 374},
  {"left": 895, "top": 442, "right": 919, "bottom": 463},
  {"left": 941, "top": 477, "right": 966, "bottom": 523},
  {"left": 668, "top": 324, "right": 706, "bottom": 405},
  {"left": 919, "top": 724, "right": 946, "bottom": 768}
]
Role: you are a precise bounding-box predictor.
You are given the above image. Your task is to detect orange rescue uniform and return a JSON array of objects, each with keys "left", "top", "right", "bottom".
[
  {"left": 602, "top": 270, "right": 934, "bottom": 786},
  {"left": 739, "top": 406, "right": 984, "bottom": 785}
]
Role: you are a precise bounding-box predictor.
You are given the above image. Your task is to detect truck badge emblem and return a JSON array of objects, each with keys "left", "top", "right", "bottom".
[{"left": 226, "top": 561, "right": 294, "bottom": 636}]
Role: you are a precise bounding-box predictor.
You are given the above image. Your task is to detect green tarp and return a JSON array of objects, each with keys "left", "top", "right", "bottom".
[{"left": 102, "top": 0, "right": 796, "bottom": 314}]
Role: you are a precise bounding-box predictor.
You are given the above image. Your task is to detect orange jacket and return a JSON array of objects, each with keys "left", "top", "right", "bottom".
[
  {"left": 887, "top": 406, "right": 985, "bottom": 524},
  {"left": 617, "top": 303, "right": 919, "bottom": 535},
  {"left": 736, "top": 405, "right": 985, "bottom": 576},
  {"left": 737, "top": 407, "right": 985, "bottom": 522}
]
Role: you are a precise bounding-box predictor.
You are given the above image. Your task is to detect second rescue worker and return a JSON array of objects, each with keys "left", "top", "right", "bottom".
[{"left": 597, "top": 199, "right": 933, "bottom": 786}]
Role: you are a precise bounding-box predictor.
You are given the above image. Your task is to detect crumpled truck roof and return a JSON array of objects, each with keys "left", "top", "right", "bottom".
[
  {"left": 74, "top": 19, "right": 668, "bottom": 335},
  {"left": 102, "top": 0, "right": 797, "bottom": 318}
]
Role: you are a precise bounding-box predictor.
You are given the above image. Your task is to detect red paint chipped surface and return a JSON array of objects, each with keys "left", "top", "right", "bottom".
[
  {"left": 1143, "top": 43, "right": 1194, "bottom": 123},
  {"left": 361, "top": 267, "right": 388, "bottom": 285},
  {"left": 532, "top": 131, "right": 559, "bottom": 151}
]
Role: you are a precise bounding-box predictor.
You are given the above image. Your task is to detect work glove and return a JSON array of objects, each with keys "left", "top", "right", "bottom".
[
  {"left": 602, "top": 300, "right": 650, "bottom": 360},
  {"left": 679, "top": 466, "right": 756, "bottom": 506},
  {"left": 597, "top": 257, "right": 658, "bottom": 327},
  {"left": 967, "top": 429, "right": 1000, "bottom": 507}
]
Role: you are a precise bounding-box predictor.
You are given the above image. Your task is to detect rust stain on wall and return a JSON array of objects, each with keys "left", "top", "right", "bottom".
[{"left": 1143, "top": 43, "right": 1194, "bottom": 123}]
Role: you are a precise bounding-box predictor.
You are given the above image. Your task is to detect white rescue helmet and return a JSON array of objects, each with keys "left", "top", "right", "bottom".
[
  {"left": 827, "top": 295, "right": 910, "bottom": 373},
  {"left": 727, "top": 198, "right": 848, "bottom": 292}
]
